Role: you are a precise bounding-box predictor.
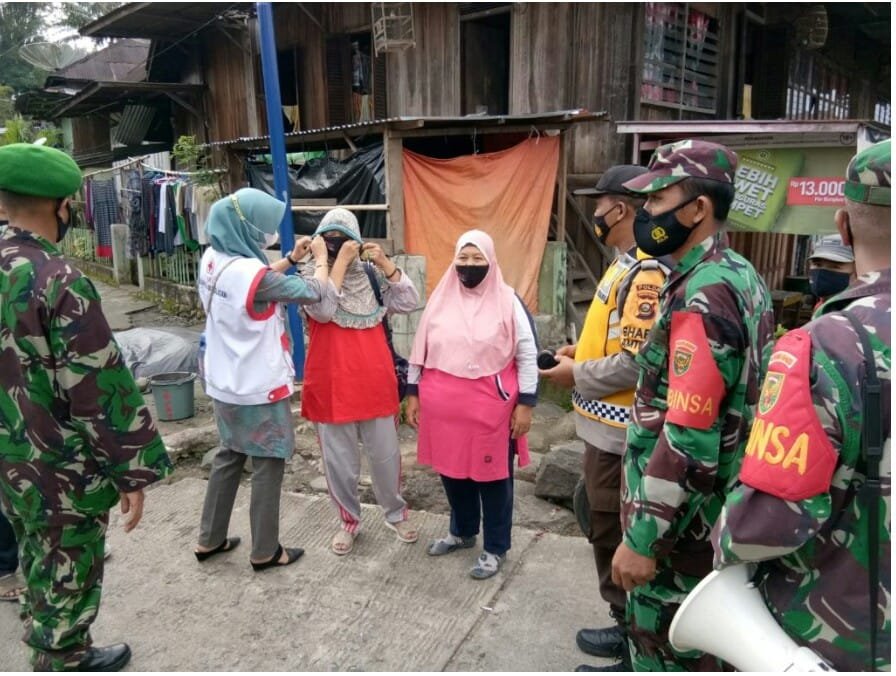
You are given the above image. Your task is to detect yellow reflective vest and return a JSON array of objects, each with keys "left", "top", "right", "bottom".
[{"left": 572, "top": 251, "right": 666, "bottom": 428}]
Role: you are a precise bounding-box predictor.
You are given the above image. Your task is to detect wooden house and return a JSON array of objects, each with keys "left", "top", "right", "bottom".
[{"left": 72, "top": 1, "right": 890, "bottom": 327}]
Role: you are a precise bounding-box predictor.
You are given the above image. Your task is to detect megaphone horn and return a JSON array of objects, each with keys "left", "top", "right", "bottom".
[{"left": 669, "top": 564, "right": 835, "bottom": 672}]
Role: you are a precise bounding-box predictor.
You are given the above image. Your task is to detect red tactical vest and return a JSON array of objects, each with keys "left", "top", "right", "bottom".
[{"left": 739, "top": 329, "right": 838, "bottom": 501}]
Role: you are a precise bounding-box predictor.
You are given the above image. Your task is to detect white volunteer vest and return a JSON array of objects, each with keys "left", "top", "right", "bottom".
[{"left": 198, "top": 248, "right": 294, "bottom": 405}]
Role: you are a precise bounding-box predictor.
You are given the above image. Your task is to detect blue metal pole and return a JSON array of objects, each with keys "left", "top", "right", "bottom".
[{"left": 256, "top": 2, "right": 305, "bottom": 379}]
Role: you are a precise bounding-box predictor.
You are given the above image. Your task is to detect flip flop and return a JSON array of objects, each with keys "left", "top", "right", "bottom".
[
  {"left": 251, "top": 544, "right": 304, "bottom": 571},
  {"left": 331, "top": 529, "right": 356, "bottom": 556},
  {"left": 194, "top": 536, "right": 241, "bottom": 562}
]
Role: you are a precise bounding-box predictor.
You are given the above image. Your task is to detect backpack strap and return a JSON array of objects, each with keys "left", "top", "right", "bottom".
[{"left": 363, "top": 262, "right": 393, "bottom": 344}]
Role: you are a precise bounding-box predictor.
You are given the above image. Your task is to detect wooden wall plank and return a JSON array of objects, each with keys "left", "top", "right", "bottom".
[
  {"left": 386, "top": 3, "right": 460, "bottom": 116},
  {"left": 509, "top": 4, "right": 571, "bottom": 115}
]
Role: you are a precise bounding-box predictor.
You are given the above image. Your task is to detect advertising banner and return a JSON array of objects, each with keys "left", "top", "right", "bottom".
[{"left": 728, "top": 147, "right": 854, "bottom": 235}]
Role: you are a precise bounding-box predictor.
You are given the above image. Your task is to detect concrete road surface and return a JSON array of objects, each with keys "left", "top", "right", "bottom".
[{"left": 1, "top": 480, "right": 617, "bottom": 671}]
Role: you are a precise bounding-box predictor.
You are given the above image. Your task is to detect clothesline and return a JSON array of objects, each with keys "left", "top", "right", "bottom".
[
  {"left": 80, "top": 155, "right": 226, "bottom": 180},
  {"left": 140, "top": 162, "right": 226, "bottom": 176},
  {"left": 80, "top": 154, "right": 153, "bottom": 179}
]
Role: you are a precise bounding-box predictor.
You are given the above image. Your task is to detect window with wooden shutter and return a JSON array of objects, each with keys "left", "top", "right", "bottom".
[
  {"left": 641, "top": 2, "right": 720, "bottom": 113},
  {"left": 327, "top": 33, "right": 384, "bottom": 125},
  {"left": 373, "top": 51, "right": 388, "bottom": 119},
  {"left": 326, "top": 35, "right": 352, "bottom": 126}
]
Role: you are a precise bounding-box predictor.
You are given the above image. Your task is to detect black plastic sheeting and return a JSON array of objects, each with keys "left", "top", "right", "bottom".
[{"left": 245, "top": 143, "right": 386, "bottom": 238}]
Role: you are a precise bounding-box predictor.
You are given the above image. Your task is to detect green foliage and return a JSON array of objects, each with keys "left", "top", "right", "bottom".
[
  {"left": 0, "top": 86, "right": 15, "bottom": 122},
  {"left": 1, "top": 114, "right": 61, "bottom": 147},
  {"left": 172, "top": 135, "right": 218, "bottom": 187},
  {"left": 0, "top": 3, "right": 124, "bottom": 95},
  {"left": 54, "top": 3, "right": 123, "bottom": 31},
  {"left": 0, "top": 3, "right": 46, "bottom": 93}
]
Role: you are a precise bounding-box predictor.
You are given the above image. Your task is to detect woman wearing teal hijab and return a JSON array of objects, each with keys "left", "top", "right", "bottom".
[{"left": 194, "top": 188, "right": 349, "bottom": 570}]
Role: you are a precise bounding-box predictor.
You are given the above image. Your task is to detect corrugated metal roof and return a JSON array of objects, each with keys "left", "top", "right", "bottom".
[
  {"left": 80, "top": 2, "right": 253, "bottom": 40},
  {"left": 208, "top": 110, "right": 606, "bottom": 151},
  {"left": 50, "top": 81, "right": 205, "bottom": 119},
  {"left": 113, "top": 104, "right": 156, "bottom": 146},
  {"left": 616, "top": 119, "right": 890, "bottom": 135},
  {"left": 58, "top": 39, "right": 150, "bottom": 83}
]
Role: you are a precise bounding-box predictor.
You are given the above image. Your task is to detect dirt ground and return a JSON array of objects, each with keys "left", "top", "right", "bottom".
[{"left": 129, "top": 297, "right": 580, "bottom": 535}]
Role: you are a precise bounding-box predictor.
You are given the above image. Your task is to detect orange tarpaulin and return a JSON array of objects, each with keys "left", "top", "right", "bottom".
[{"left": 403, "top": 137, "right": 560, "bottom": 311}]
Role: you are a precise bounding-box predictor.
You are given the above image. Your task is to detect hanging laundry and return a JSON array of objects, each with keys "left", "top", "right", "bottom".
[
  {"left": 88, "top": 178, "right": 119, "bottom": 259},
  {"left": 191, "top": 184, "right": 221, "bottom": 245},
  {"left": 125, "top": 169, "right": 148, "bottom": 258}
]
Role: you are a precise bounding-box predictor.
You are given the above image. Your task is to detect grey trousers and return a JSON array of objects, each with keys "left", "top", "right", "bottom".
[
  {"left": 198, "top": 447, "right": 285, "bottom": 560},
  {"left": 318, "top": 416, "right": 408, "bottom": 533}
]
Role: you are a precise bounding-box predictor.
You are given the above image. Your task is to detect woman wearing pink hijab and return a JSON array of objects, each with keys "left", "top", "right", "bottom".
[{"left": 405, "top": 230, "right": 538, "bottom": 580}]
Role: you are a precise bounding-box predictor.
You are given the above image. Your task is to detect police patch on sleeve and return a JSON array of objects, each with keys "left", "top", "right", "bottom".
[
  {"left": 739, "top": 329, "right": 838, "bottom": 502},
  {"left": 665, "top": 311, "right": 725, "bottom": 430},
  {"left": 619, "top": 267, "right": 665, "bottom": 355}
]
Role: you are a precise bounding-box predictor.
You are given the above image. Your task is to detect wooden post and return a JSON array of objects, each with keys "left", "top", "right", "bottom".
[
  {"left": 383, "top": 128, "right": 406, "bottom": 254},
  {"left": 555, "top": 129, "right": 568, "bottom": 243}
]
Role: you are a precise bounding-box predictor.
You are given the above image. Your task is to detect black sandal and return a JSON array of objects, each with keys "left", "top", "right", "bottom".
[
  {"left": 194, "top": 536, "right": 241, "bottom": 562},
  {"left": 250, "top": 544, "right": 304, "bottom": 572}
]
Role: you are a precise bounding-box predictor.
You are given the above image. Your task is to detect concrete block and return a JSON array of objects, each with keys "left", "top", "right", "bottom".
[
  {"left": 111, "top": 223, "right": 129, "bottom": 285},
  {"left": 389, "top": 254, "right": 426, "bottom": 358},
  {"left": 534, "top": 313, "right": 567, "bottom": 352}
]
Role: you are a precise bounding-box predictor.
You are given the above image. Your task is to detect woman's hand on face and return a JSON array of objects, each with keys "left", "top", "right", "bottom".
[
  {"left": 404, "top": 395, "right": 420, "bottom": 429},
  {"left": 292, "top": 236, "right": 312, "bottom": 261},
  {"left": 360, "top": 242, "right": 388, "bottom": 268},
  {"left": 310, "top": 235, "right": 328, "bottom": 262},
  {"left": 510, "top": 404, "right": 533, "bottom": 439},
  {"left": 337, "top": 239, "right": 361, "bottom": 263}
]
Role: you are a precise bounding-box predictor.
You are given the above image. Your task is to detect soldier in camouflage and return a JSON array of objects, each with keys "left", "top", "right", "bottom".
[
  {"left": 603, "top": 139, "right": 775, "bottom": 671},
  {"left": 712, "top": 139, "right": 891, "bottom": 671},
  {"left": 0, "top": 143, "right": 172, "bottom": 671}
]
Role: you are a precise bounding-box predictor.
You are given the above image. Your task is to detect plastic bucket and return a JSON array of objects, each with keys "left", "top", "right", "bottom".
[{"left": 150, "top": 372, "right": 197, "bottom": 421}]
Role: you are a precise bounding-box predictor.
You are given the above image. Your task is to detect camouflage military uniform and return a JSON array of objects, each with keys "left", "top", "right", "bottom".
[
  {"left": 621, "top": 233, "right": 774, "bottom": 670},
  {"left": 0, "top": 225, "right": 172, "bottom": 670},
  {"left": 619, "top": 140, "right": 775, "bottom": 671},
  {"left": 713, "top": 140, "right": 891, "bottom": 671}
]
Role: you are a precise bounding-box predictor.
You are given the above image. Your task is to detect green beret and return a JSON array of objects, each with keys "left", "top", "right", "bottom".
[{"left": 0, "top": 143, "right": 82, "bottom": 198}]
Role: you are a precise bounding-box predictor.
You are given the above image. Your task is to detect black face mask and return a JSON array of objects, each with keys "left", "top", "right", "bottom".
[
  {"left": 593, "top": 206, "right": 622, "bottom": 245},
  {"left": 809, "top": 268, "right": 851, "bottom": 299},
  {"left": 633, "top": 197, "right": 699, "bottom": 256},
  {"left": 55, "top": 200, "right": 71, "bottom": 243},
  {"left": 456, "top": 264, "right": 489, "bottom": 288},
  {"left": 324, "top": 235, "right": 350, "bottom": 259}
]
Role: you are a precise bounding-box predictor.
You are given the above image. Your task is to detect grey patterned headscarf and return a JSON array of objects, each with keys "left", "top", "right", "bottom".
[{"left": 304, "top": 208, "right": 385, "bottom": 329}]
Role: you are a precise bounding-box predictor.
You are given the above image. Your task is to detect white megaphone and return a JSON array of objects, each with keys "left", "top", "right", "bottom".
[{"left": 669, "top": 564, "right": 835, "bottom": 672}]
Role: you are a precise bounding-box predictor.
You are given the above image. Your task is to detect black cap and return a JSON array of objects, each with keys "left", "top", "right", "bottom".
[{"left": 574, "top": 164, "right": 649, "bottom": 197}]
